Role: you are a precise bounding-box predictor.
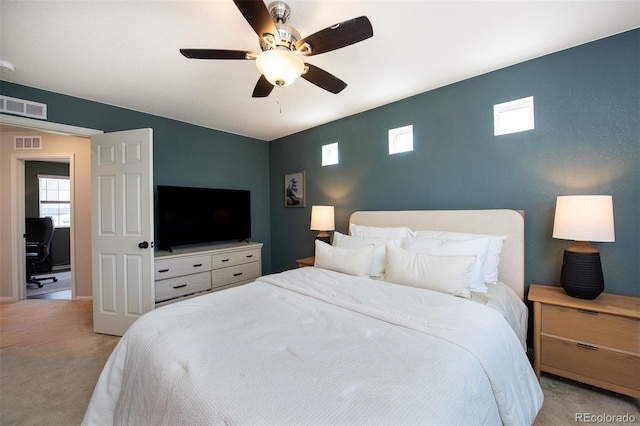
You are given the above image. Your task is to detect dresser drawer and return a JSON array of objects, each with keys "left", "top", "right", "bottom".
[
  {"left": 155, "top": 271, "right": 211, "bottom": 302},
  {"left": 542, "top": 304, "right": 640, "bottom": 353},
  {"left": 211, "top": 262, "right": 260, "bottom": 289},
  {"left": 155, "top": 255, "right": 212, "bottom": 280},
  {"left": 237, "top": 248, "right": 261, "bottom": 265},
  {"left": 541, "top": 335, "right": 640, "bottom": 392},
  {"left": 211, "top": 252, "right": 239, "bottom": 269}
]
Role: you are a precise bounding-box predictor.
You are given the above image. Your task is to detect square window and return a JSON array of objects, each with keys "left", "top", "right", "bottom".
[
  {"left": 322, "top": 142, "right": 339, "bottom": 166},
  {"left": 494, "top": 96, "right": 534, "bottom": 136},
  {"left": 389, "top": 125, "right": 413, "bottom": 155}
]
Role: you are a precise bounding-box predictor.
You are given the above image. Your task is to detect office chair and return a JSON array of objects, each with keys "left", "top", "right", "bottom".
[{"left": 25, "top": 217, "right": 58, "bottom": 288}]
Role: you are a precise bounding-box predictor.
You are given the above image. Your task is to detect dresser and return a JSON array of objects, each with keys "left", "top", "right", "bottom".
[
  {"left": 154, "top": 241, "right": 262, "bottom": 307},
  {"left": 528, "top": 284, "right": 640, "bottom": 397}
]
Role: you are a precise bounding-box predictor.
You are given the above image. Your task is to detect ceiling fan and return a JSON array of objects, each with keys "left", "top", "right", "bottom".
[{"left": 180, "top": 0, "right": 373, "bottom": 98}]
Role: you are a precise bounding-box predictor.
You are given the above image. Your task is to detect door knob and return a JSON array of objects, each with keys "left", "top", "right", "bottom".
[{"left": 138, "top": 241, "right": 149, "bottom": 249}]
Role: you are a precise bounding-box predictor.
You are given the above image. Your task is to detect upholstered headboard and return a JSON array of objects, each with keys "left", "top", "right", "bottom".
[{"left": 349, "top": 209, "right": 525, "bottom": 299}]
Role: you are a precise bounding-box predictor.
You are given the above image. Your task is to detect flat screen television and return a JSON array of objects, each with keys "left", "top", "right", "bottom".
[{"left": 156, "top": 185, "right": 251, "bottom": 251}]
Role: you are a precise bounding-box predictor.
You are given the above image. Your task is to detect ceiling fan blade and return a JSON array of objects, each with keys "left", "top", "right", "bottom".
[
  {"left": 296, "top": 16, "right": 373, "bottom": 56},
  {"left": 233, "top": 0, "right": 279, "bottom": 43},
  {"left": 180, "top": 49, "right": 256, "bottom": 60},
  {"left": 252, "top": 75, "right": 274, "bottom": 98},
  {"left": 302, "top": 64, "right": 347, "bottom": 94}
]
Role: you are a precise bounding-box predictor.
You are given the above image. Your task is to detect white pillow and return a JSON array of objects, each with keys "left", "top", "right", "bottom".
[
  {"left": 385, "top": 245, "right": 475, "bottom": 298},
  {"left": 414, "top": 230, "right": 507, "bottom": 284},
  {"left": 349, "top": 224, "right": 415, "bottom": 239},
  {"left": 333, "top": 231, "right": 401, "bottom": 277},
  {"left": 400, "top": 237, "right": 490, "bottom": 292},
  {"left": 314, "top": 240, "right": 374, "bottom": 277}
]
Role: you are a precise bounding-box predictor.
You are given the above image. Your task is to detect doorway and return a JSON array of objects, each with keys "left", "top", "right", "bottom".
[
  {"left": 13, "top": 152, "right": 76, "bottom": 300},
  {"left": 1, "top": 114, "right": 102, "bottom": 302},
  {"left": 25, "top": 160, "right": 72, "bottom": 299}
]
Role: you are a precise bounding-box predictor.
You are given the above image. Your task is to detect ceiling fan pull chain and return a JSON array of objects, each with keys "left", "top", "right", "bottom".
[{"left": 276, "top": 87, "right": 282, "bottom": 114}]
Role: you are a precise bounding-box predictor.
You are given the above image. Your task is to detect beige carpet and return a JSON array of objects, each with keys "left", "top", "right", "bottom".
[
  {"left": 1, "top": 299, "right": 638, "bottom": 425},
  {"left": 0, "top": 300, "right": 119, "bottom": 425}
]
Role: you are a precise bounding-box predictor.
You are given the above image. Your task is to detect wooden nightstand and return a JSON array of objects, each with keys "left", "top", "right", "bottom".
[
  {"left": 296, "top": 256, "right": 315, "bottom": 268},
  {"left": 528, "top": 284, "right": 640, "bottom": 397}
]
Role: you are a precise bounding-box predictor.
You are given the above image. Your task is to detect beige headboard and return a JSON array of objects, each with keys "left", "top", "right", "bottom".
[{"left": 349, "top": 210, "right": 525, "bottom": 300}]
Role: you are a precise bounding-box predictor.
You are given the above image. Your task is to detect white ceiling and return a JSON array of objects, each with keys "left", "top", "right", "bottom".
[{"left": 1, "top": 1, "right": 638, "bottom": 141}]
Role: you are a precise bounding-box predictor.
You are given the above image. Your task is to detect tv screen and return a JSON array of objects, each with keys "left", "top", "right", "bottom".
[{"left": 156, "top": 185, "right": 251, "bottom": 251}]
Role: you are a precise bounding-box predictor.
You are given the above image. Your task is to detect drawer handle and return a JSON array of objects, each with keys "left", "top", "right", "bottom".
[
  {"left": 172, "top": 284, "right": 187, "bottom": 289},
  {"left": 233, "top": 272, "right": 243, "bottom": 277},
  {"left": 577, "top": 309, "right": 599, "bottom": 315},
  {"left": 158, "top": 269, "right": 170, "bottom": 273},
  {"left": 577, "top": 343, "right": 598, "bottom": 350},
  {"left": 221, "top": 259, "right": 230, "bottom": 263},
  {"left": 192, "top": 264, "right": 203, "bottom": 268},
  {"left": 245, "top": 254, "right": 253, "bottom": 258}
]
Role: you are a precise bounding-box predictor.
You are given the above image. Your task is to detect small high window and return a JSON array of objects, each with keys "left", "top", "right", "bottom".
[
  {"left": 322, "top": 142, "right": 339, "bottom": 166},
  {"left": 494, "top": 96, "right": 534, "bottom": 136},
  {"left": 389, "top": 125, "right": 413, "bottom": 155}
]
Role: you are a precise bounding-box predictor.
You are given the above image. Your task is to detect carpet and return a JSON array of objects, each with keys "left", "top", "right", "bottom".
[
  {"left": 0, "top": 299, "right": 121, "bottom": 425},
  {"left": 26, "top": 270, "right": 71, "bottom": 297}
]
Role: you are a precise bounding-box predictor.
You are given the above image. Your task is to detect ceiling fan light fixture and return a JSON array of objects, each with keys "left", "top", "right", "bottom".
[{"left": 256, "top": 49, "right": 304, "bottom": 87}]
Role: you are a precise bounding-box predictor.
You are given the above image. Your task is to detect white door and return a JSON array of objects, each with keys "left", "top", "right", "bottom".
[{"left": 91, "top": 129, "right": 154, "bottom": 336}]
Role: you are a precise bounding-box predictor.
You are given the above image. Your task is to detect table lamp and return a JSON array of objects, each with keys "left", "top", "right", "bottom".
[
  {"left": 552, "top": 195, "right": 615, "bottom": 299},
  {"left": 310, "top": 205, "right": 334, "bottom": 245}
]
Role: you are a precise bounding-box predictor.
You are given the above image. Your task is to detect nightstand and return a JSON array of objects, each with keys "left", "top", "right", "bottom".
[
  {"left": 528, "top": 284, "right": 640, "bottom": 397},
  {"left": 296, "top": 256, "right": 315, "bottom": 268}
]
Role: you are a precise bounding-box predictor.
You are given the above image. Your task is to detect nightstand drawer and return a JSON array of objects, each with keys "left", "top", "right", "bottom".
[
  {"left": 541, "top": 336, "right": 640, "bottom": 392},
  {"left": 155, "top": 271, "right": 211, "bottom": 302},
  {"left": 542, "top": 304, "right": 640, "bottom": 353}
]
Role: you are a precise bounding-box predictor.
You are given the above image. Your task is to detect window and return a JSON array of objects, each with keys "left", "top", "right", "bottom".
[
  {"left": 494, "top": 96, "right": 534, "bottom": 136},
  {"left": 322, "top": 142, "right": 339, "bottom": 166},
  {"left": 389, "top": 125, "right": 413, "bottom": 155},
  {"left": 39, "top": 175, "right": 70, "bottom": 228}
]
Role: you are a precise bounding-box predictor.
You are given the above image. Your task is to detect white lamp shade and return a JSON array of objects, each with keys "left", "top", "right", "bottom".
[
  {"left": 310, "top": 205, "right": 335, "bottom": 231},
  {"left": 552, "top": 195, "right": 615, "bottom": 242},
  {"left": 255, "top": 50, "right": 305, "bottom": 87}
]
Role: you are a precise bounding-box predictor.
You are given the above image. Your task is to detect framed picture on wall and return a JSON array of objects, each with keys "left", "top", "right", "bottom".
[{"left": 284, "top": 170, "right": 305, "bottom": 208}]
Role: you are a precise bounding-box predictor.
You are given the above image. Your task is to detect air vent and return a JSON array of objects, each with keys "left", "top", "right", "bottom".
[
  {"left": 0, "top": 95, "right": 47, "bottom": 119},
  {"left": 14, "top": 136, "right": 42, "bottom": 150}
]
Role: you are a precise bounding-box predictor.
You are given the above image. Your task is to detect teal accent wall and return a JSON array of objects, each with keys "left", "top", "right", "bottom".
[
  {"left": 2, "top": 29, "right": 637, "bottom": 297},
  {"left": 0, "top": 82, "right": 272, "bottom": 271},
  {"left": 269, "top": 29, "right": 639, "bottom": 297}
]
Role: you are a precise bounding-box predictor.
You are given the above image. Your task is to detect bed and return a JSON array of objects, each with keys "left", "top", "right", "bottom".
[{"left": 83, "top": 209, "right": 543, "bottom": 425}]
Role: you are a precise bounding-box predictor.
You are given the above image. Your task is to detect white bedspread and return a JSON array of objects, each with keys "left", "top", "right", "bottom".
[
  {"left": 83, "top": 267, "right": 543, "bottom": 425},
  {"left": 470, "top": 281, "right": 529, "bottom": 350}
]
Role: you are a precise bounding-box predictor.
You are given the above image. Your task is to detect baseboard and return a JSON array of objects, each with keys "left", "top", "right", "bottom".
[
  {"left": 74, "top": 296, "right": 92, "bottom": 301},
  {"left": 52, "top": 265, "right": 71, "bottom": 271},
  {"left": 0, "top": 296, "right": 18, "bottom": 302}
]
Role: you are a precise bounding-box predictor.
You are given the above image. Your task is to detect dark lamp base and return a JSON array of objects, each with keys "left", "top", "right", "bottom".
[
  {"left": 316, "top": 235, "right": 330, "bottom": 245},
  {"left": 315, "top": 231, "right": 331, "bottom": 245},
  {"left": 560, "top": 249, "right": 604, "bottom": 299}
]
